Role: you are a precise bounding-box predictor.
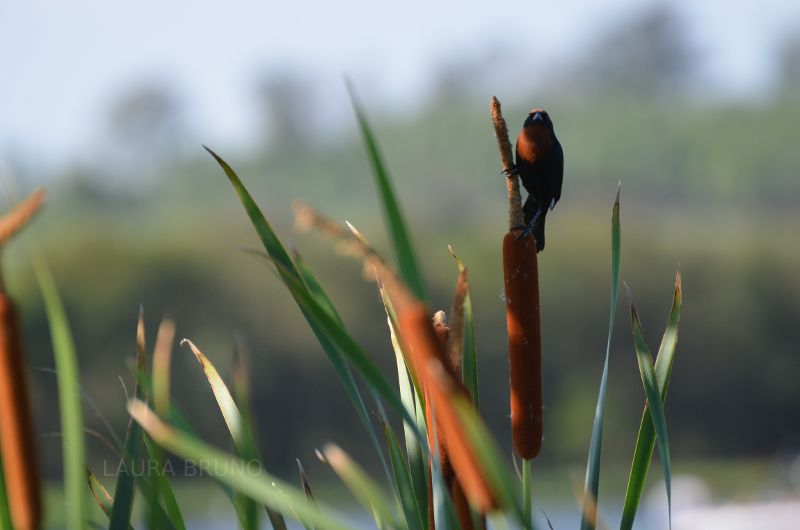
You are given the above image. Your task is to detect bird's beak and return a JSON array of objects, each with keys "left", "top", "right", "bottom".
[{"left": 533, "top": 112, "right": 544, "bottom": 123}]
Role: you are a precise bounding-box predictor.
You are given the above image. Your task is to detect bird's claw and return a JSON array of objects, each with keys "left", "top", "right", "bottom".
[
  {"left": 501, "top": 165, "right": 518, "bottom": 177},
  {"left": 515, "top": 221, "right": 536, "bottom": 241}
]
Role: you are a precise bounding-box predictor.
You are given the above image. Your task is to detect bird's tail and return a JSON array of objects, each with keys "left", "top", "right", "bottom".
[{"left": 534, "top": 213, "right": 546, "bottom": 252}]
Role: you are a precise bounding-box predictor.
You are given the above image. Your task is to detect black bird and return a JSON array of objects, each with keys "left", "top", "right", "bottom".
[{"left": 515, "top": 108, "right": 564, "bottom": 252}]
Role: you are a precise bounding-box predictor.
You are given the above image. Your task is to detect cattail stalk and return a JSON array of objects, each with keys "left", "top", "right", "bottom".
[
  {"left": 0, "top": 295, "right": 41, "bottom": 530},
  {"left": 493, "top": 97, "right": 544, "bottom": 459}
]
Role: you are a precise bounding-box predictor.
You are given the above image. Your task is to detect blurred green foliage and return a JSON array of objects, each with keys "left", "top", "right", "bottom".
[{"left": 6, "top": 31, "right": 800, "bottom": 485}]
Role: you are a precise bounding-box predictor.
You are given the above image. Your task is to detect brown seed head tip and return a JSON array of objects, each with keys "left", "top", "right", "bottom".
[
  {"left": 0, "top": 187, "right": 47, "bottom": 246},
  {"left": 433, "top": 310, "right": 447, "bottom": 327},
  {"left": 292, "top": 200, "right": 315, "bottom": 232}
]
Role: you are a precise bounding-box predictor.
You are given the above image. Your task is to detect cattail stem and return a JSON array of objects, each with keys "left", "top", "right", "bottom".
[
  {"left": 0, "top": 295, "right": 41, "bottom": 530},
  {"left": 493, "top": 98, "right": 544, "bottom": 460},
  {"left": 491, "top": 97, "right": 524, "bottom": 230}
]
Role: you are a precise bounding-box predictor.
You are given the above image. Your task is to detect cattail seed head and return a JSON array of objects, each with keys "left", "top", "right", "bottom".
[
  {"left": 0, "top": 295, "right": 42, "bottom": 530},
  {"left": 397, "top": 303, "right": 497, "bottom": 513},
  {"left": 503, "top": 229, "right": 543, "bottom": 459}
]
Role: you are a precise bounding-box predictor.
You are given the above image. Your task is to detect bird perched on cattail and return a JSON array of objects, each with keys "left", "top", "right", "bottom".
[{"left": 515, "top": 109, "right": 563, "bottom": 251}]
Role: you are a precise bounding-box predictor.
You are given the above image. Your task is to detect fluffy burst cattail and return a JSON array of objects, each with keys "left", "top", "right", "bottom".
[{"left": 0, "top": 295, "right": 41, "bottom": 530}]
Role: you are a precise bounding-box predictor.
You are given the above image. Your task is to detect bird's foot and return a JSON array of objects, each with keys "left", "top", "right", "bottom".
[
  {"left": 516, "top": 219, "right": 537, "bottom": 241},
  {"left": 501, "top": 165, "right": 518, "bottom": 177}
]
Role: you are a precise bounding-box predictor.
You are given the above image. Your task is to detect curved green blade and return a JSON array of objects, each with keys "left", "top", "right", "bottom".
[
  {"left": 620, "top": 272, "right": 681, "bottom": 530},
  {"left": 206, "top": 147, "right": 394, "bottom": 476},
  {"left": 323, "top": 444, "right": 403, "bottom": 530},
  {"left": 34, "top": 258, "right": 87, "bottom": 530},
  {"left": 346, "top": 81, "right": 427, "bottom": 301},
  {"left": 129, "top": 400, "right": 351, "bottom": 530},
  {"left": 580, "top": 185, "right": 621, "bottom": 530},
  {"left": 0, "top": 450, "right": 12, "bottom": 530},
  {"left": 627, "top": 288, "right": 673, "bottom": 529}
]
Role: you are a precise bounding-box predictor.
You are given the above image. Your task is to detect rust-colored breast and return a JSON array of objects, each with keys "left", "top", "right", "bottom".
[{"left": 517, "top": 125, "right": 554, "bottom": 163}]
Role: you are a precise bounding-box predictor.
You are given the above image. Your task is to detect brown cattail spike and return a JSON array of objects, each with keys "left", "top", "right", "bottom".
[
  {"left": 503, "top": 229, "right": 543, "bottom": 459},
  {"left": 397, "top": 304, "right": 497, "bottom": 513},
  {"left": 0, "top": 295, "right": 42, "bottom": 530}
]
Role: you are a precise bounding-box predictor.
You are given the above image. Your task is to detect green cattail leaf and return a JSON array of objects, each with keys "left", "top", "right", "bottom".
[
  {"left": 347, "top": 81, "right": 427, "bottom": 301},
  {"left": 208, "top": 147, "right": 422, "bottom": 441},
  {"left": 381, "top": 288, "right": 429, "bottom": 520},
  {"left": 207, "top": 148, "right": 396, "bottom": 474},
  {"left": 128, "top": 400, "right": 351, "bottom": 530},
  {"left": 33, "top": 258, "right": 87, "bottom": 530},
  {"left": 322, "top": 444, "right": 403, "bottom": 530},
  {"left": 0, "top": 454, "right": 12, "bottom": 530},
  {"left": 383, "top": 423, "right": 425, "bottom": 530},
  {"left": 139, "top": 435, "right": 186, "bottom": 530},
  {"left": 86, "top": 468, "right": 134, "bottom": 528},
  {"left": 580, "top": 185, "right": 622, "bottom": 530},
  {"left": 180, "top": 338, "right": 261, "bottom": 530},
  {"left": 620, "top": 272, "right": 682, "bottom": 530},
  {"left": 108, "top": 407, "right": 142, "bottom": 529},
  {"left": 86, "top": 468, "right": 112, "bottom": 517},
  {"left": 182, "top": 339, "right": 242, "bottom": 444},
  {"left": 628, "top": 289, "right": 673, "bottom": 529}
]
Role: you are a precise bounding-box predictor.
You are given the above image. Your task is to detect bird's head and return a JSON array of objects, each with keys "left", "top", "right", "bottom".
[{"left": 523, "top": 108, "right": 553, "bottom": 131}]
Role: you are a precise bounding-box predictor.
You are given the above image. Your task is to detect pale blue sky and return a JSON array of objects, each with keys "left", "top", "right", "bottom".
[{"left": 2, "top": 0, "right": 799, "bottom": 171}]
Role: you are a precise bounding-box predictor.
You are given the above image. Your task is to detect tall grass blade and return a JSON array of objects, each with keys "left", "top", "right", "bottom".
[
  {"left": 346, "top": 82, "right": 427, "bottom": 301},
  {"left": 86, "top": 469, "right": 116, "bottom": 521},
  {"left": 34, "top": 258, "right": 86, "bottom": 530},
  {"left": 234, "top": 340, "right": 280, "bottom": 530},
  {"left": 384, "top": 423, "right": 425, "bottom": 530},
  {"left": 620, "top": 272, "right": 681, "bottom": 530},
  {"left": 448, "top": 246, "right": 478, "bottom": 404},
  {"left": 108, "top": 404, "right": 142, "bottom": 529},
  {"left": 295, "top": 459, "right": 316, "bottom": 530},
  {"left": 129, "top": 400, "right": 351, "bottom": 530},
  {"left": 140, "top": 435, "right": 186, "bottom": 530},
  {"left": 182, "top": 338, "right": 264, "bottom": 530},
  {"left": 580, "top": 185, "right": 621, "bottom": 530},
  {"left": 109, "top": 318, "right": 157, "bottom": 530},
  {"left": 0, "top": 455, "right": 12, "bottom": 530},
  {"left": 207, "top": 147, "right": 394, "bottom": 472},
  {"left": 382, "top": 291, "right": 428, "bottom": 520},
  {"left": 627, "top": 289, "right": 673, "bottom": 528},
  {"left": 152, "top": 320, "right": 175, "bottom": 419},
  {"left": 323, "top": 444, "right": 403, "bottom": 530},
  {"left": 182, "top": 339, "right": 242, "bottom": 443}
]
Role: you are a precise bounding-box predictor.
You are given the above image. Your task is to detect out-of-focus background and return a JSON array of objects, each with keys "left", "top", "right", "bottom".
[{"left": 2, "top": 0, "right": 800, "bottom": 527}]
